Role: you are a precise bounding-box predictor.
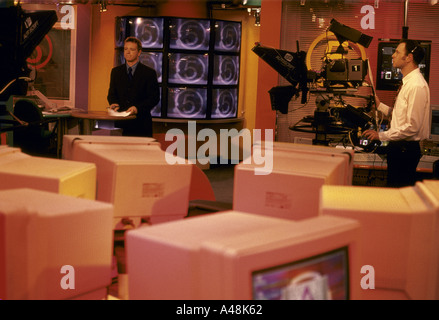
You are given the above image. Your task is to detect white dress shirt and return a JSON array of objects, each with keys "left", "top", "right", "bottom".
[{"left": 378, "top": 68, "right": 430, "bottom": 141}]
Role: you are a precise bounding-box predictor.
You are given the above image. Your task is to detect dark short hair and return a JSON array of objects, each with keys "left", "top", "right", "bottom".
[
  {"left": 124, "top": 36, "right": 142, "bottom": 51},
  {"left": 399, "top": 39, "right": 425, "bottom": 65}
]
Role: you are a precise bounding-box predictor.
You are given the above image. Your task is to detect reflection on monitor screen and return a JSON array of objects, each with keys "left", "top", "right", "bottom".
[
  {"left": 214, "top": 20, "right": 241, "bottom": 52},
  {"left": 211, "top": 88, "right": 238, "bottom": 118},
  {"left": 167, "top": 87, "right": 207, "bottom": 118},
  {"left": 169, "top": 18, "right": 210, "bottom": 50},
  {"left": 115, "top": 17, "right": 127, "bottom": 48},
  {"left": 140, "top": 52, "right": 163, "bottom": 82},
  {"left": 213, "top": 55, "right": 239, "bottom": 85},
  {"left": 168, "top": 53, "right": 209, "bottom": 85},
  {"left": 150, "top": 87, "right": 162, "bottom": 117},
  {"left": 115, "top": 48, "right": 124, "bottom": 66},
  {"left": 131, "top": 17, "right": 164, "bottom": 49},
  {"left": 252, "top": 247, "right": 349, "bottom": 300}
]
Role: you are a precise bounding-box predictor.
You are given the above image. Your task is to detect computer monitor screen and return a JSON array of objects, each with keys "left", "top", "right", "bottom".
[
  {"left": 252, "top": 247, "right": 349, "bottom": 300},
  {"left": 0, "top": 148, "right": 96, "bottom": 200},
  {"left": 0, "top": 188, "right": 113, "bottom": 300},
  {"left": 167, "top": 87, "right": 207, "bottom": 118},
  {"left": 168, "top": 53, "right": 209, "bottom": 85},
  {"left": 376, "top": 40, "right": 431, "bottom": 91},
  {"left": 68, "top": 143, "right": 192, "bottom": 227},
  {"left": 169, "top": 18, "right": 210, "bottom": 51},
  {"left": 233, "top": 142, "right": 353, "bottom": 221},
  {"left": 150, "top": 87, "right": 162, "bottom": 117},
  {"left": 131, "top": 17, "right": 164, "bottom": 49},
  {"left": 140, "top": 52, "right": 163, "bottom": 83},
  {"left": 211, "top": 88, "right": 238, "bottom": 118},
  {"left": 115, "top": 17, "right": 127, "bottom": 48},
  {"left": 213, "top": 55, "right": 239, "bottom": 85},
  {"left": 214, "top": 20, "right": 241, "bottom": 52},
  {"left": 115, "top": 48, "right": 124, "bottom": 66},
  {"left": 126, "top": 211, "right": 360, "bottom": 300},
  {"left": 320, "top": 183, "right": 439, "bottom": 300},
  {"left": 429, "top": 106, "right": 439, "bottom": 142}
]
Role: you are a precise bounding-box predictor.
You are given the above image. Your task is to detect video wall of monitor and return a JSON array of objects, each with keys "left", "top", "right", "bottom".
[{"left": 114, "top": 16, "right": 241, "bottom": 119}]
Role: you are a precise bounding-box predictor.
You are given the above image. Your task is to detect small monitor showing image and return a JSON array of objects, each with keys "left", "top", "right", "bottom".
[
  {"left": 211, "top": 88, "right": 238, "bottom": 118},
  {"left": 252, "top": 247, "right": 349, "bottom": 300},
  {"left": 167, "top": 87, "right": 207, "bottom": 118},
  {"left": 214, "top": 20, "right": 241, "bottom": 52},
  {"left": 169, "top": 18, "right": 210, "bottom": 51},
  {"left": 131, "top": 17, "right": 164, "bottom": 49},
  {"left": 213, "top": 55, "right": 239, "bottom": 85},
  {"left": 168, "top": 53, "right": 209, "bottom": 85}
]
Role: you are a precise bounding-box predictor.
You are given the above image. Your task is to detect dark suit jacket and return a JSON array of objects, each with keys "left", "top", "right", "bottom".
[{"left": 107, "top": 62, "right": 159, "bottom": 137}]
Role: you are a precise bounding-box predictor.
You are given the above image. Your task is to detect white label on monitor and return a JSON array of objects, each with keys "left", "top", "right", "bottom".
[
  {"left": 265, "top": 192, "right": 292, "bottom": 210},
  {"left": 142, "top": 183, "right": 164, "bottom": 198}
]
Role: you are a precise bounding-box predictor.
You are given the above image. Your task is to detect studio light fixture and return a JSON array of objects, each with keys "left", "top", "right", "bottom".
[
  {"left": 99, "top": 0, "right": 107, "bottom": 12},
  {"left": 247, "top": 7, "right": 261, "bottom": 26}
]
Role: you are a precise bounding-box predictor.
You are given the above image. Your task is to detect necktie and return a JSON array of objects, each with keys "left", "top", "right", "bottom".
[{"left": 128, "top": 67, "right": 133, "bottom": 81}]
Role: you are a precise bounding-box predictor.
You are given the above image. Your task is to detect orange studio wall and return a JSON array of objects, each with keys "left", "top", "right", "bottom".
[
  {"left": 254, "top": 0, "right": 282, "bottom": 134},
  {"left": 156, "top": 0, "right": 208, "bottom": 18}
]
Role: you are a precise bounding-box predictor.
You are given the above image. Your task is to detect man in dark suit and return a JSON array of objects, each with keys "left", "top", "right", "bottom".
[{"left": 107, "top": 36, "right": 159, "bottom": 137}]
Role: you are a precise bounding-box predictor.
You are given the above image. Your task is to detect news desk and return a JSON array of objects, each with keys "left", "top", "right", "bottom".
[
  {"left": 42, "top": 110, "right": 73, "bottom": 158},
  {"left": 71, "top": 110, "right": 136, "bottom": 135}
]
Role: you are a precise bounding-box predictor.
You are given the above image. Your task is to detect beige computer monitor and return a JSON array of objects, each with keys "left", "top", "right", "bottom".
[
  {"left": 0, "top": 188, "right": 113, "bottom": 300},
  {"left": 233, "top": 143, "right": 352, "bottom": 221},
  {"left": 68, "top": 142, "right": 192, "bottom": 227},
  {"left": 126, "top": 210, "right": 361, "bottom": 300},
  {"left": 253, "top": 141, "right": 354, "bottom": 184},
  {"left": 320, "top": 183, "right": 439, "bottom": 300},
  {"left": 0, "top": 148, "right": 96, "bottom": 200}
]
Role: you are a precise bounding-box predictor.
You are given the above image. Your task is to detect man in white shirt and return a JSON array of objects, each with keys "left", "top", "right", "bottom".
[{"left": 363, "top": 39, "right": 430, "bottom": 187}]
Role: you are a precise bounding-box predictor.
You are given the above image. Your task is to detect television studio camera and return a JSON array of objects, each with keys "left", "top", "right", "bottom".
[
  {"left": 253, "top": 19, "right": 379, "bottom": 150},
  {"left": 0, "top": 2, "right": 57, "bottom": 141}
]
